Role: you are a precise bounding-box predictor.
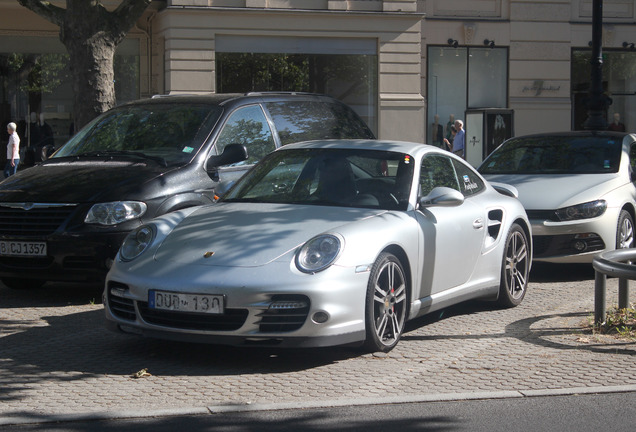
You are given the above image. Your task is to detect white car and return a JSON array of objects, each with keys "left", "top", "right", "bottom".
[
  {"left": 479, "top": 131, "right": 636, "bottom": 263},
  {"left": 105, "top": 140, "right": 531, "bottom": 352}
]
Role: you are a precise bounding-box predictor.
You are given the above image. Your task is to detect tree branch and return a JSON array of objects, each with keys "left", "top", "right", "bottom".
[
  {"left": 16, "top": 0, "right": 65, "bottom": 27},
  {"left": 112, "top": 0, "right": 152, "bottom": 36}
]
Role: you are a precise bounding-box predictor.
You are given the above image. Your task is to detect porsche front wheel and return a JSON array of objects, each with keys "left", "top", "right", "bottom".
[{"left": 363, "top": 252, "right": 407, "bottom": 353}]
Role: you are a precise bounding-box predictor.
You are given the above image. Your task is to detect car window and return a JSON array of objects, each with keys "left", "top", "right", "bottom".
[
  {"left": 223, "top": 148, "right": 413, "bottom": 210},
  {"left": 452, "top": 159, "right": 485, "bottom": 197},
  {"left": 264, "top": 101, "right": 374, "bottom": 145},
  {"left": 215, "top": 105, "right": 276, "bottom": 166},
  {"left": 419, "top": 154, "right": 459, "bottom": 196},
  {"left": 479, "top": 135, "right": 622, "bottom": 174},
  {"left": 630, "top": 142, "right": 636, "bottom": 175},
  {"left": 53, "top": 103, "right": 223, "bottom": 165}
]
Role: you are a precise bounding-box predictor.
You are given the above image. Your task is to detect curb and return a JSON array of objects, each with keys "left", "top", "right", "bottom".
[{"left": 3, "top": 385, "right": 636, "bottom": 426}]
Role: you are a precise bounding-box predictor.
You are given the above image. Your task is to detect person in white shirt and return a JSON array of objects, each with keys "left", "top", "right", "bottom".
[{"left": 5, "top": 122, "right": 20, "bottom": 178}]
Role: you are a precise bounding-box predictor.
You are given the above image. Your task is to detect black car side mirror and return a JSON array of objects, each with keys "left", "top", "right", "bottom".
[{"left": 205, "top": 144, "right": 248, "bottom": 172}]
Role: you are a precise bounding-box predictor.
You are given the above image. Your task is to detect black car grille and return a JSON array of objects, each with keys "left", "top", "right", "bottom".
[
  {"left": 137, "top": 302, "right": 248, "bottom": 331},
  {"left": 257, "top": 295, "right": 310, "bottom": 332},
  {"left": 0, "top": 205, "right": 76, "bottom": 236},
  {"left": 107, "top": 282, "right": 137, "bottom": 321},
  {"left": 533, "top": 234, "right": 605, "bottom": 257},
  {"left": 526, "top": 210, "right": 559, "bottom": 222}
]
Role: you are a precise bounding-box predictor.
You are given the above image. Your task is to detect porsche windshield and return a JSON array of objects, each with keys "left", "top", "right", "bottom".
[
  {"left": 479, "top": 136, "right": 623, "bottom": 175},
  {"left": 223, "top": 148, "right": 414, "bottom": 210},
  {"left": 53, "top": 103, "right": 223, "bottom": 166}
]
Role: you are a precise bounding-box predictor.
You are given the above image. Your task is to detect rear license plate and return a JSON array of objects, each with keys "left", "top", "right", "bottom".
[
  {"left": 148, "top": 290, "right": 224, "bottom": 314},
  {"left": 0, "top": 241, "right": 47, "bottom": 257}
]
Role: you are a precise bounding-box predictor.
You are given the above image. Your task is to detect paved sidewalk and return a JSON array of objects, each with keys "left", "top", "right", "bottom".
[{"left": 1, "top": 265, "right": 635, "bottom": 426}]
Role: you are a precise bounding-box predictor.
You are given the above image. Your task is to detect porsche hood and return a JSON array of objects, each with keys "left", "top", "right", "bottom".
[{"left": 153, "top": 202, "right": 387, "bottom": 267}]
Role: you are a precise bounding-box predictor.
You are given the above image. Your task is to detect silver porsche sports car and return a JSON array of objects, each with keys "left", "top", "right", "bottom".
[{"left": 104, "top": 140, "right": 532, "bottom": 352}]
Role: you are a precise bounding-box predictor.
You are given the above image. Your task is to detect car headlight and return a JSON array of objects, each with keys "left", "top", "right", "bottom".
[
  {"left": 85, "top": 201, "right": 147, "bottom": 225},
  {"left": 119, "top": 225, "right": 156, "bottom": 261},
  {"left": 555, "top": 200, "right": 607, "bottom": 221},
  {"left": 296, "top": 234, "right": 342, "bottom": 273}
]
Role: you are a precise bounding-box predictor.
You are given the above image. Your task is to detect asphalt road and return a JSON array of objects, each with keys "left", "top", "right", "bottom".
[{"left": 1, "top": 392, "right": 635, "bottom": 431}]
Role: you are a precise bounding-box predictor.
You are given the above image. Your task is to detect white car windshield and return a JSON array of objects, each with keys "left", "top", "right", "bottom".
[
  {"left": 222, "top": 148, "right": 414, "bottom": 210},
  {"left": 480, "top": 135, "right": 623, "bottom": 175}
]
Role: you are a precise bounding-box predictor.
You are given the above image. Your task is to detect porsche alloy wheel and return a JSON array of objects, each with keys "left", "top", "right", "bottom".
[
  {"left": 498, "top": 224, "right": 529, "bottom": 308},
  {"left": 616, "top": 210, "right": 634, "bottom": 250},
  {"left": 363, "top": 252, "right": 407, "bottom": 353}
]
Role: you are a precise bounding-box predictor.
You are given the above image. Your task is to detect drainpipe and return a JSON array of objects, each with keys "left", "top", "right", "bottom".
[{"left": 583, "top": 0, "right": 611, "bottom": 130}]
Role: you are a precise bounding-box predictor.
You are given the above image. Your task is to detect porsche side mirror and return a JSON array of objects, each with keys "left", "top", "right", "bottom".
[
  {"left": 419, "top": 186, "right": 464, "bottom": 208},
  {"left": 205, "top": 144, "right": 248, "bottom": 172}
]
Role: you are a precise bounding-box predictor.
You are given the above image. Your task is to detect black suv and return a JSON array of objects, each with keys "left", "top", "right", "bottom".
[{"left": 0, "top": 93, "right": 374, "bottom": 288}]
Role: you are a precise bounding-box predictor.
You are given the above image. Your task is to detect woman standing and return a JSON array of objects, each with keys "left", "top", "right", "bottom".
[{"left": 5, "top": 122, "right": 20, "bottom": 178}]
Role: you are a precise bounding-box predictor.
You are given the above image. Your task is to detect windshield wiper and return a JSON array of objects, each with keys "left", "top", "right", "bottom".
[{"left": 75, "top": 150, "right": 167, "bottom": 167}]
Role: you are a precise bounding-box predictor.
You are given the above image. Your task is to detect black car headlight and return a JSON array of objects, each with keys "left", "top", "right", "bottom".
[
  {"left": 119, "top": 225, "right": 156, "bottom": 262},
  {"left": 555, "top": 200, "right": 607, "bottom": 221},
  {"left": 296, "top": 234, "right": 342, "bottom": 273},
  {"left": 85, "top": 201, "right": 147, "bottom": 226}
]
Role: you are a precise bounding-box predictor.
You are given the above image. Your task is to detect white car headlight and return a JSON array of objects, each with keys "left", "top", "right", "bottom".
[
  {"left": 555, "top": 200, "right": 607, "bottom": 221},
  {"left": 296, "top": 234, "right": 341, "bottom": 273},
  {"left": 119, "top": 225, "right": 156, "bottom": 261},
  {"left": 85, "top": 201, "right": 147, "bottom": 225}
]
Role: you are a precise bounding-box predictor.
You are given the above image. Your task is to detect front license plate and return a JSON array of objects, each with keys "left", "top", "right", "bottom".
[
  {"left": 0, "top": 241, "right": 47, "bottom": 257},
  {"left": 149, "top": 290, "right": 224, "bottom": 314}
]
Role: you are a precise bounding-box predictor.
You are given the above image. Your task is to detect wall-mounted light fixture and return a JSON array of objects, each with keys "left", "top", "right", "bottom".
[
  {"left": 447, "top": 38, "right": 459, "bottom": 48},
  {"left": 483, "top": 39, "right": 495, "bottom": 48},
  {"left": 623, "top": 41, "right": 635, "bottom": 50}
]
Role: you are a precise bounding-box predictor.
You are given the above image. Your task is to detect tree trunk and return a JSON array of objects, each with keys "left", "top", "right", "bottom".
[
  {"left": 16, "top": 0, "right": 152, "bottom": 131},
  {"left": 64, "top": 36, "right": 117, "bottom": 131}
]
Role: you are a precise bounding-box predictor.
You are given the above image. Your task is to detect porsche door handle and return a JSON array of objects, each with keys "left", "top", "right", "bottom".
[{"left": 473, "top": 218, "right": 484, "bottom": 230}]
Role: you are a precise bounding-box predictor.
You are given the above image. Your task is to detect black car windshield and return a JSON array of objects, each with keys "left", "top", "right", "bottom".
[
  {"left": 222, "top": 148, "right": 414, "bottom": 211},
  {"left": 53, "top": 103, "right": 223, "bottom": 165},
  {"left": 479, "top": 135, "right": 623, "bottom": 175}
]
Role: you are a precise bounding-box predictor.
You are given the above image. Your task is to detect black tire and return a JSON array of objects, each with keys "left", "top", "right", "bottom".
[
  {"left": 363, "top": 252, "right": 408, "bottom": 353},
  {"left": 498, "top": 223, "right": 529, "bottom": 308},
  {"left": 1, "top": 277, "right": 45, "bottom": 290},
  {"left": 616, "top": 210, "right": 634, "bottom": 250}
]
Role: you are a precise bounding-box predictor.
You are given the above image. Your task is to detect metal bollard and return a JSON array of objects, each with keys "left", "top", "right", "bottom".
[{"left": 592, "top": 248, "right": 635, "bottom": 325}]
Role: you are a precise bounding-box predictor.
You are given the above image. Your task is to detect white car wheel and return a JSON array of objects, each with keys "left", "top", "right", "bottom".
[{"left": 616, "top": 210, "right": 634, "bottom": 250}]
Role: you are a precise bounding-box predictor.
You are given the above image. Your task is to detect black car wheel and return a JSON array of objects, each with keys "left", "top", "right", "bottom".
[
  {"left": 498, "top": 223, "right": 529, "bottom": 308},
  {"left": 363, "top": 252, "right": 407, "bottom": 353}
]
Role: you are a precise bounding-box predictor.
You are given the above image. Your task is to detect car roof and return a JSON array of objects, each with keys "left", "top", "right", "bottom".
[
  {"left": 123, "top": 92, "right": 347, "bottom": 108},
  {"left": 504, "top": 130, "right": 634, "bottom": 140},
  {"left": 279, "top": 139, "right": 433, "bottom": 155}
]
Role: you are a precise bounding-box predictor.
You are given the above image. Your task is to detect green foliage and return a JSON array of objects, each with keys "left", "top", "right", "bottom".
[
  {"left": 593, "top": 304, "right": 636, "bottom": 340},
  {"left": 7, "top": 53, "right": 69, "bottom": 94}
]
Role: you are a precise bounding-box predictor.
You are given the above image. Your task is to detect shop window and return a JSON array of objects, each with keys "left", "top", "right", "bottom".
[
  {"left": 427, "top": 46, "right": 508, "bottom": 146},
  {"left": 572, "top": 49, "right": 636, "bottom": 131},
  {"left": 0, "top": 36, "right": 139, "bottom": 151},
  {"left": 216, "top": 51, "right": 377, "bottom": 135}
]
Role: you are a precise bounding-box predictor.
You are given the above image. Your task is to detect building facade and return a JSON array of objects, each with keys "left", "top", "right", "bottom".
[{"left": 1, "top": 0, "right": 635, "bottom": 164}]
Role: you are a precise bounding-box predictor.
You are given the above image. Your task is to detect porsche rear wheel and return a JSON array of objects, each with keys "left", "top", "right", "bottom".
[
  {"left": 498, "top": 223, "right": 529, "bottom": 308},
  {"left": 363, "top": 252, "right": 407, "bottom": 353},
  {"left": 616, "top": 210, "right": 634, "bottom": 250}
]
